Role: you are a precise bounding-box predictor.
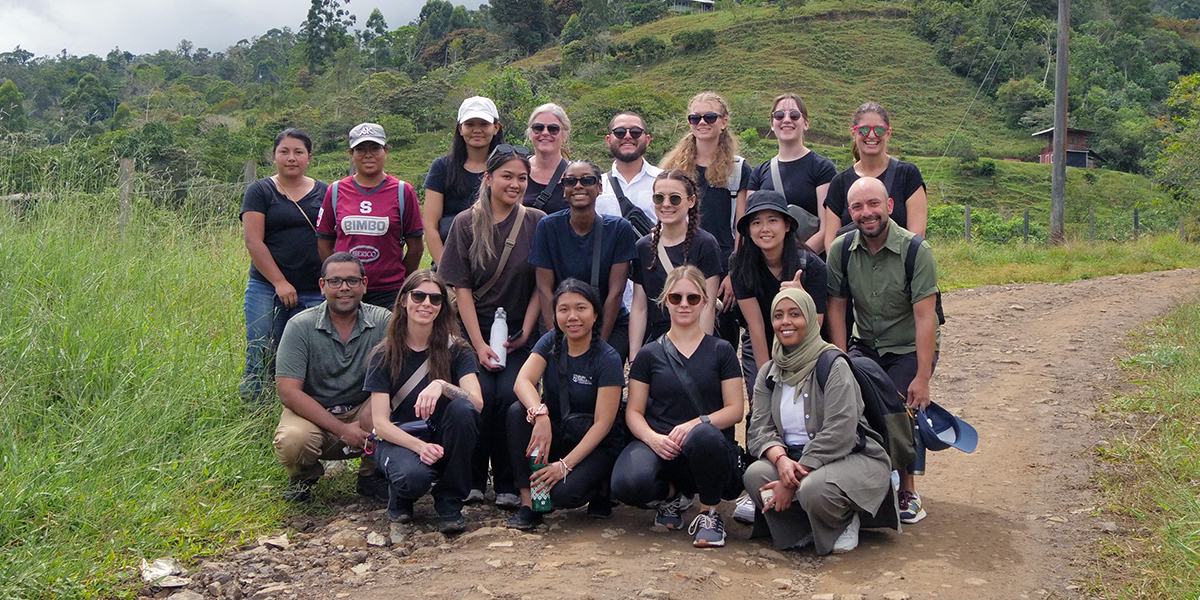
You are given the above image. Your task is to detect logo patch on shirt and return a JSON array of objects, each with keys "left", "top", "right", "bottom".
[
  {"left": 350, "top": 245, "right": 380, "bottom": 262},
  {"left": 572, "top": 374, "right": 593, "bottom": 386},
  {"left": 341, "top": 216, "right": 389, "bottom": 236}
]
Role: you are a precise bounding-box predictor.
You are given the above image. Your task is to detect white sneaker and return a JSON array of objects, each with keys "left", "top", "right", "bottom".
[
  {"left": 832, "top": 513, "right": 860, "bottom": 554},
  {"left": 733, "top": 494, "right": 756, "bottom": 524}
]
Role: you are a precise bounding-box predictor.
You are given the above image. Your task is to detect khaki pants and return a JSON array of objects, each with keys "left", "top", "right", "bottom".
[{"left": 274, "top": 403, "right": 376, "bottom": 480}]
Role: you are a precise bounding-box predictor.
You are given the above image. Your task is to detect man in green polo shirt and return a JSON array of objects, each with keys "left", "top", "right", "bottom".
[
  {"left": 274, "top": 252, "right": 393, "bottom": 502},
  {"left": 826, "top": 176, "right": 940, "bottom": 525}
]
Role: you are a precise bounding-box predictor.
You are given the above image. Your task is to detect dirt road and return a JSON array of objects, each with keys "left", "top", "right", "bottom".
[{"left": 184, "top": 269, "right": 1200, "bottom": 600}]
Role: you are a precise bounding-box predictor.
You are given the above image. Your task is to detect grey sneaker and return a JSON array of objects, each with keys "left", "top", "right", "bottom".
[
  {"left": 732, "top": 494, "right": 756, "bottom": 524},
  {"left": 495, "top": 493, "right": 521, "bottom": 510},
  {"left": 832, "top": 513, "right": 861, "bottom": 554},
  {"left": 654, "top": 493, "right": 689, "bottom": 530},
  {"left": 688, "top": 508, "right": 726, "bottom": 548},
  {"left": 464, "top": 488, "right": 486, "bottom": 504}
]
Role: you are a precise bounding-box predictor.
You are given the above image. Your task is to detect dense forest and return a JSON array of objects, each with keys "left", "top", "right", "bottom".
[{"left": 0, "top": 0, "right": 1197, "bottom": 208}]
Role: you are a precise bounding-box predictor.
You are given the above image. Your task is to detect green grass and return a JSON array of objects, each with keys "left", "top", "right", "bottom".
[{"left": 1091, "top": 301, "right": 1200, "bottom": 598}]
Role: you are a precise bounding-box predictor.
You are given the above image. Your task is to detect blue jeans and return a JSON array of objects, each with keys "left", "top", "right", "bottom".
[{"left": 242, "top": 277, "right": 324, "bottom": 402}]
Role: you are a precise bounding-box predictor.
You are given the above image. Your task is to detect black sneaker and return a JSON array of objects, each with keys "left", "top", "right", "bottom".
[
  {"left": 282, "top": 477, "right": 318, "bottom": 502},
  {"left": 654, "top": 493, "right": 689, "bottom": 530},
  {"left": 438, "top": 514, "right": 467, "bottom": 534},
  {"left": 387, "top": 492, "right": 414, "bottom": 523},
  {"left": 587, "top": 497, "right": 613, "bottom": 519},
  {"left": 506, "top": 505, "right": 543, "bottom": 530},
  {"left": 355, "top": 473, "right": 389, "bottom": 502}
]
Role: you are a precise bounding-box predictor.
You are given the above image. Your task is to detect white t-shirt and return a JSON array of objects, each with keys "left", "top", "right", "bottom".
[
  {"left": 778, "top": 382, "right": 812, "bottom": 448},
  {"left": 596, "top": 159, "right": 663, "bottom": 309}
]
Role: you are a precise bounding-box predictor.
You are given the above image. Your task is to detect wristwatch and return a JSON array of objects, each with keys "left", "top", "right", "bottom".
[{"left": 699, "top": 415, "right": 711, "bottom": 425}]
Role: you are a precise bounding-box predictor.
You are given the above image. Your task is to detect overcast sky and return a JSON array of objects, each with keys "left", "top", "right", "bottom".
[{"left": 0, "top": 0, "right": 485, "bottom": 59}]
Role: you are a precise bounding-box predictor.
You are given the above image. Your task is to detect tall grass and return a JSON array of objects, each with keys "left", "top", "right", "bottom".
[
  {"left": 1092, "top": 302, "right": 1200, "bottom": 598},
  {"left": 0, "top": 196, "right": 284, "bottom": 599}
]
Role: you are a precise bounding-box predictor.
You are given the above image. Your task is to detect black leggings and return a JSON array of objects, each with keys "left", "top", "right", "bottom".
[
  {"left": 610, "top": 423, "right": 737, "bottom": 508},
  {"left": 505, "top": 401, "right": 622, "bottom": 509},
  {"left": 471, "top": 347, "right": 531, "bottom": 495},
  {"left": 374, "top": 397, "right": 479, "bottom": 519}
]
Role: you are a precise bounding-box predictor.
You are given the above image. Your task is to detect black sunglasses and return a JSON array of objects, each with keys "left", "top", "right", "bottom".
[
  {"left": 652, "top": 192, "right": 684, "bottom": 206},
  {"left": 488, "top": 144, "right": 531, "bottom": 160},
  {"left": 408, "top": 290, "right": 445, "bottom": 306},
  {"left": 531, "top": 123, "right": 562, "bottom": 135},
  {"left": 666, "top": 292, "right": 703, "bottom": 306},
  {"left": 687, "top": 112, "right": 721, "bottom": 125},
  {"left": 772, "top": 109, "right": 804, "bottom": 122},
  {"left": 610, "top": 126, "right": 646, "bottom": 140},
  {"left": 561, "top": 175, "right": 599, "bottom": 188}
]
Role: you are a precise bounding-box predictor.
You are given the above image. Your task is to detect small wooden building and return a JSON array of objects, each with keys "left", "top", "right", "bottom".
[
  {"left": 669, "top": 0, "right": 714, "bottom": 12},
  {"left": 1032, "top": 127, "right": 1100, "bottom": 168}
]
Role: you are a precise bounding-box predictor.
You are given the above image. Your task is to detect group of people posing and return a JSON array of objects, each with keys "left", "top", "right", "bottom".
[{"left": 241, "top": 91, "right": 940, "bottom": 556}]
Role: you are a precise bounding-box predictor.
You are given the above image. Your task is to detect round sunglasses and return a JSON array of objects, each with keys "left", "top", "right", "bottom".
[
  {"left": 408, "top": 290, "right": 445, "bottom": 306},
  {"left": 772, "top": 109, "right": 804, "bottom": 122},
  {"left": 852, "top": 125, "right": 890, "bottom": 137},
  {"left": 687, "top": 112, "right": 721, "bottom": 125},
  {"left": 666, "top": 292, "right": 703, "bottom": 306},
  {"left": 652, "top": 192, "right": 685, "bottom": 206},
  {"left": 531, "top": 123, "right": 562, "bottom": 135},
  {"left": 610, "top": 126, "right": 646, "bottom": 139}
]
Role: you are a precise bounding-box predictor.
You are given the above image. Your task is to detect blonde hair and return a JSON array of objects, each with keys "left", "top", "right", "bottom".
[
  {"left": 659, "top": 91, "right": 739, "bottom": 188},
  {"left": 526, "top": 103, "right": 572, "bottom": 157},
  {"left": 656, "top": 265, "right": 708, "bottom": 308}
]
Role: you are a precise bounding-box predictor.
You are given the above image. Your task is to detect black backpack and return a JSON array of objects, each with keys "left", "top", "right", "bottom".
[{"left": 836, "top": 230, "right": 946, "bottom": 340}]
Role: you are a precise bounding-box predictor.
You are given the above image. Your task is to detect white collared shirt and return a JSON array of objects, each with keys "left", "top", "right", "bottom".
[
  {"left": 597, "top": 159, "right": 663, "bottom": 309},
  {"left": 778, "top": 382, "right": 812, "bottom": 447}
]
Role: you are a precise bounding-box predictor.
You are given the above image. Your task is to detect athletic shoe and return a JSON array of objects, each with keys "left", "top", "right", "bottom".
[
  {"left": 495, "top": 492, "right": 521, "bottom": 509},
  {"left": 355, "top": 473, "right": 390, "bottom": 502},
  {"left": 898, "top": 490, "right": 927, "bottom": 524},
  {"left": 587, "top": 497, "right": 613, "bottom": 519},
  {"left": 464, "top": 488, "right": 486, "bottom": 504},
  {"left": 506, "top": 505, "right": 543, "bottom": 530},
  {"left": 832, "top": 513, "right": 861, "bottom": 554},
  {"left": 654, "top": 493, "right": 689, "bottom": 530},
  {"left": 282, "top": 477, "right": 318, "bottom": 502},
  {"left": 438, "top": 513, "right": 467, "bottom": 534},
  {"left": 387, "top": 493, "right": 414, "bottom": 524},
  {"left": 732, "top": 494, "right": 756, "bottom": 524},
  {"left": 688, "top": 508, "right": 726, "bottom": 548}
]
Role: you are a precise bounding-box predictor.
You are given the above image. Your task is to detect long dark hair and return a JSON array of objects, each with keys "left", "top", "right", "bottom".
[
  {"left": 470, "top": 149, "right": 531, "bottom": 271},
  {"left": 648, "top": 170, "right": 701, "bottom": 271},
  {"left": 376, "top": 269, "right": 469, "bottom": 385},
  {"left": 731, "top": 210, "right": 813, "bottom": 297},
  {"left": 444, "top": 122, "right": 504, "bottom": 201},
  {"left": 547, "top": 278, "right": 604, "bottom": 397}
]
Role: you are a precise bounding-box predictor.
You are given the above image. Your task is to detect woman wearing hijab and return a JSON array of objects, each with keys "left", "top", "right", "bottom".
[{"left": 743, "top": 288, "right": 891, "bottom": 555}]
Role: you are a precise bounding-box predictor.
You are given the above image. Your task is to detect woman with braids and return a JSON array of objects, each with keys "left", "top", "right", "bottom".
[
  {"left": 628, "top": 170, "right": 724, "bottom": 361},
  {"left": 504, "top": 279, "right": 625, "bottom": 530},
  {"left": 821, "top": 102, "right": 928, "bottom": 252},
  {"left": 422, "top": 96, "right": 503, "bottom": 265},
  {"left": 658, "top": 91, "right": 750, "bottom": 322},
  {"left": 613, "top": 266, "right": 744, "bottom": 548},
  {"left": 529, "top": 159, "right": 640, "bottom": 363},
  {"left": 522, "top": 103, "right": 572, "bottom": 215},
  {"left": 364, "top": 270, "right": 483, "bottom": 534},
  {"left": 440, "top": 144, "right": 545, "bottom": 509}
]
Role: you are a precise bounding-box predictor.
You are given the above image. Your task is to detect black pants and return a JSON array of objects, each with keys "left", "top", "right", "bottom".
[
  {"left": 505, "top": 401, "right": 621, "bottom": 509},
  {"left": 606, "top": 320, "right": 630, "bottom": 365},
  {"left": 362, "top": 288, "right": 401, "bottom": 311},
  {"left": 375, "top": 397, "right": 479, "bottom": 519},
  {"left": 471, "top": 347, "right": 530, "bottom": 495},
  {"left": 849, "top": 344, "right": 939, "bottom": 476},
  {"left": 611, "top": 423, "right": 736, "bottom": 508}
]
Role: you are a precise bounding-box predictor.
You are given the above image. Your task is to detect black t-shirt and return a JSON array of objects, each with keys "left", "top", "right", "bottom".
[
  {"left": 747, "top": 152, "right": 837, "bottom": 218},
  {"left": 522, "top": 159, "right": 569, "bottom": 215},
  {"left": 630, "top": 228, "right": 724, "bottom": 342},
  {"left": 696, "top": 160, "right": 752, "bottom": 264},
  {"left": 531, "top": 331, "right": 625, "bottom": 421},
  {"left": 240, "top": 177, "right": 329, "bottom": 292},
  {"left": 733, "top": 247, "right": 828, "bottom": 349},
  {"left": 824, "top": 160, "right": 925, "bottom": 230},
  {"left": 363, "top": 345, "right": 478, "bottom": 424},
  {"left": 424, "top": 155, "right": 485, "bottom": 240},
  {"left": 629, "top": 335, "right": 741, "bottom": 441}
]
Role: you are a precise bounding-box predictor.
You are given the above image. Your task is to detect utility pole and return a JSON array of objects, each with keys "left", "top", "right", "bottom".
[{"left": 1049, "top": 0, "right": 1070, "bottom": 244}]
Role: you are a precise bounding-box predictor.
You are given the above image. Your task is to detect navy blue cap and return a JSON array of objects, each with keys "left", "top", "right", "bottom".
[{"left": 916, "top": 402, "right": 978, "bottom": 453}]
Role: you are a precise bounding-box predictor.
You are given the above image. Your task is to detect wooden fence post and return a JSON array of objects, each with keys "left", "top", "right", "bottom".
[
  {"left": 1134, "top": 206, "right": 1139, "bottom": 242},
  {"left": 243, "top": 160, "right": 257, "bottom": 189},
  {"left": 964, "top": 205, "right": 971, "bottom": 242},
  {"left": 119, "top": 158, "right": 134, "bottom": 235},
  {"left": 1023, "top": 208, "right": 1029, "bottom": 243}
]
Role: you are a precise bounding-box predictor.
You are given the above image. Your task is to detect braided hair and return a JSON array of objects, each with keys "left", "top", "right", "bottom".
[
  {"left": 546, "top": 278, "right": 605, "bottom": 410},
  {"left": 648, "top": 170, "right": 701, "bottom": 271}
]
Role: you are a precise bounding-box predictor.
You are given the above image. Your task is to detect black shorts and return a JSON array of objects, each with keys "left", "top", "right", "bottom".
[{"left": 848, "top": 344, "right": 939, "bottom": 400}]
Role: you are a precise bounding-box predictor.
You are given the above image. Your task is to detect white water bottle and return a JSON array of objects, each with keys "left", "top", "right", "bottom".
[{"left": 489, "top": 307, "right": 508, "bottom": 368}]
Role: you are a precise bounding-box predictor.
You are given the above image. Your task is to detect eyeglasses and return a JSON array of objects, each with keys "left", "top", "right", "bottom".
[
  {"left": 852, "top": 125, "right": 890, "bottom": 137},
  {"left": 610, "top": 126, "right": 645, "bottom": 139},
  {"left": 531, "top": 123, "right": 562, "bottom": 135},
  {"left": 666, "top": 292, "right": 703, "bottom": 306},
  {"left": 772, "top": 109, "right": 804, "bottom": 122},
  {"left": 561, "top": 175, "right": 599, "bottom": 188},
  {"left": 324, "top": 276, "right": 364, "bottom": 288},
  {"left": 408, "top": 290, "right": 445, "bottom": 306},
  {"left": 687, "top": 112, "right": 721, "bottom": 125},
  {"left": 652, "top": 193, "right": 684, "bottom": 206},
  {"left": 488, "top": 144, "right": 531, "bottom": 160},
  {"left": 352, "top": 144, "right": 385, "bottom": 155}
]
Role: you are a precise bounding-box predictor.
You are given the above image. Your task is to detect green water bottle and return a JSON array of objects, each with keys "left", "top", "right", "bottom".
[{"left": 529, "top": 449, "right": 552, "bottom": 512}]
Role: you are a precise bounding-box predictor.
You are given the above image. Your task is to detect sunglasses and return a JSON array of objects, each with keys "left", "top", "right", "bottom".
[
  {"left": 488, "top": 144, "right": 531, "bottom": 160},
  {"left": 852, "top": 125, "right": 890, "bottom": 137},
  {"left": 408, "top": 290, "right": 445, "bottom": 306},
  {"left": 772, "top": 109, "right": 804, "bottom": 122},
  {"left": 561, "top": 175, "right": 599, "bottom": 188},
  {"left": 531, "top": 123, "right": 562, "bottom": 135},
  {"left": 610, "top": 126, "right": 646, "bottom": 139},
  {"left": 687, "top": 112, "right": 721, "bottom": 125},
  {"left": 652, "top": 192, "right": 685, "bottom": 206},
  {"left": 666, "top": 292, "right": 703, "bottom": 306},
  {"left": 323, "top": 276, "right": 363, "bottom": 288}
]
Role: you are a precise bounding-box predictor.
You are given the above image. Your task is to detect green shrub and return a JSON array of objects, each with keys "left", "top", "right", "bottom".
[{"left": 671, "top": 29, "right": 718, "bottom": 54}]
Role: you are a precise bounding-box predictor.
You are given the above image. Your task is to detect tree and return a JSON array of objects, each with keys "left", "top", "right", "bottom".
[
  {"left": 302, "top": 0, "right": 357, "bottom": 72},
  {"left": 1154, "top": 74, "right": 1200, "bottom": 211},
  {"left": 561, "top": 14, "right": 585, "bottom": 45},
  {"left": 995, "top": 77, "right": 1052, "bottom": 127},
  {"left": 489, "top": 0, "right": 552, "bottom": 54},
  {"left": 0, "top": 79, "right": 26, "bottom": 132},
  {"left": 363, "top": 8, "right": 389, "bottom": 45},
  {"left": 579, "top": 0, "right": 612, "bottom": 30}
]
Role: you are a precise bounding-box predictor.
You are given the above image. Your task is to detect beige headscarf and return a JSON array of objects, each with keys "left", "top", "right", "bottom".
[{"left": 770, "top": 288, "right": 838, "bottom": 388}]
